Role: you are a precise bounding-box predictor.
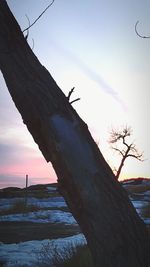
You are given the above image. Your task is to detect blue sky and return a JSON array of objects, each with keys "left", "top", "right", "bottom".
[{"left": 0, "top": 0, "right": 150, "bottom": 187}]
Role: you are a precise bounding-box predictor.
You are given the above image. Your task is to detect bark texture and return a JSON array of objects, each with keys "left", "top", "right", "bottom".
[{"left": 0, "top": 1, "right": 150, "bottom": 266}]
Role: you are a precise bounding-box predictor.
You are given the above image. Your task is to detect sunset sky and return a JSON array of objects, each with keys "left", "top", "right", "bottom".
[{"left": 0, "top": 0, "right": 150, "bottom": 188}]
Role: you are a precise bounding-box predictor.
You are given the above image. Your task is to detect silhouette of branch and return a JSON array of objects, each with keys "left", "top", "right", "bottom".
[
  {"left": 23, "top": 15, "right": 35, "bottom": 50},
  {"left": 135, "top": 20, "right": 150, "bottom": 39},
  {"left": 122, "top": 137, "right": 130, "bottom": 149},
  {"left": 67, "top": 87, "right": 81, "bottom": 104},
  {"left": 109, "top": 126, "right": 131, "bottom": 144},
  {"left": 24, "top": 15, "right": 30, "bottom": 39},
  {"left": 70, "top": 98, "right": 81, "bottom": 105},
  {"left": 112, "top": 147, "right": 124, "bottom": 157},
  {"left": 127, "top": 153, "right": 144, "bottom": 161},
  {"left": 23, "top": 0, "right": 55, "bottom": 33},
  {"left": 67, "top": 87, "right": 75, "bottom": 101}
]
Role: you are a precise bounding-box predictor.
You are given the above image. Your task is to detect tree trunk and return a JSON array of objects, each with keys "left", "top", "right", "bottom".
[
  {"left": 116, "top": 147, "right": 130, "bottom": 180},
  {"left": 0, "top": 1, "right": 150, "bottom": 266}
]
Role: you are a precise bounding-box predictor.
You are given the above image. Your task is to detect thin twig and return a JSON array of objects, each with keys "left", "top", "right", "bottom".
[
  {"left": 23, "top": 0, "right": 55, "bottom": 33},
  {"left": 70, "top": 98, "right": 81, "bottom": 105},
  {"left": 112, "top": 147, "right": 124, "bottom": 157},
  {"left": 135, "top": 20, "right": 150, "bottom": 39},
  {"left": 24, "top": 14, "right": 30, "bottom": 39},
  {"left": 126, "top": 153, "right": 144, "bottom": 161},
  {"left": 24, "top": 15, "right": 35, "bottom": 50},
  {"left": 67, "top": 87, "right": 81, "bottom": 104},
  {"left": 67, "top": 87, "right": 75, "bottom": 101}
]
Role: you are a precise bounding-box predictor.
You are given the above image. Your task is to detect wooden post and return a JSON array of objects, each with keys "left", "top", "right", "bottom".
[
  {"left": 25, "top": 174, "right": 28, "bottom": 206},
  {"left": 25, "top": 174, "right": 28, "bottom": 189}
]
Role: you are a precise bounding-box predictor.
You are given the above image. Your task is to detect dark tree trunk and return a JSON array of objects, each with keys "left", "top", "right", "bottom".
[
  {"left": 116, "top": 147, "right": 130, "bottom": 180},
  {"left": 0, "top": 1, "right": 150, "bottom": 266}
]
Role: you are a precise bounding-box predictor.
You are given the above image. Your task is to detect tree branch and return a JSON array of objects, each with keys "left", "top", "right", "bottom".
[
  {"left": 24, "top": 15, "right": 30, "bottom": 39},
  {"left": 126, "top": 153, "right": 144, "bottom": 161},
  {"left": 67, "top": 87, "right": 75, "bottom": 101},
  {"left": 122, "top": 136, "right": 131, "bottom": 149},
  {"left": 23, "top": 0, "right": 55, "bottom": 33},
  {"left": 70, "top": 98, "right": 81, "bottom": 105},
  {"left": 109, "top": 126, "right": 130, "bottom": 144},
  {"left": 67, "top": 87, "right": 81, "bottom": 104},
  {"left": 112, "top": 147, "right": 124, "bottom": 157}
]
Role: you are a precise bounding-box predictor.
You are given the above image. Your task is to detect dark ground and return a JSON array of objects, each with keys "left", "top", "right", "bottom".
[{"left": 0, "top": 221, "right": 80, "bottom": 244}]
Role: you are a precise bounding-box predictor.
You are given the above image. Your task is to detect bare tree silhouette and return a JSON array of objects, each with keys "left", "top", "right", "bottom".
[{"left": 109, "top": 126, "right": 144, "bottom": 180}]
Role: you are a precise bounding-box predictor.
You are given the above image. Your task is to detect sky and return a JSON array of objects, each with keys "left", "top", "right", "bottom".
[{"left": 0, "top": 0, "right": 150, "bottom": 188}]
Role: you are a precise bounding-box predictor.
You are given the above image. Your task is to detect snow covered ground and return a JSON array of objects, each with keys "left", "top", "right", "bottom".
[
  {"left": 0, "top": 196, "right": 67, "bottom": 211},
  {"left": 0, "top": 186, "right": 79, "bottom": 266},
  {"left": 0, "top": 234, "right": 86, "bottom": 267},
  {"left": 0, "top": 182, "right": 150, "bottom": 266},
  {"left": 131, "top": 200, "right": 149, "bottom": 217},
  {"left": 0, "top": 209, "right": 77, "bottom": 224},
  {"left": 0, "top": 188, "right": 76, "bottom": 225},
  {"left": 0, "top": 193, "right": 149, "bottom": 225}
]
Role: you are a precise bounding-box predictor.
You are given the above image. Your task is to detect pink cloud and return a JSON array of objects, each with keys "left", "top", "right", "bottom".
[{"left": 0, "top": 157, "right": 57, "bottom": 188}]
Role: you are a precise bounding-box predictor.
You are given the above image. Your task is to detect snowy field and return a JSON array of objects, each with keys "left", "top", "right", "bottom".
[
  {"left": 0, "top": 185, "right": 80, "bottom": 266},
  {"left": 0, "top": 196, "right": 67, "bottom": 211},
  {"left": 0, "top": 181, "right": 150, "bottom": 266},
  {"left": 0, "top": 234, "right": 86, "bottom": 267},
  {"left": 0, "top": 209, "right": 77, "bottom": 224},
  {"left": 123, "top": 179, "right": 150, "bottom": 225}
]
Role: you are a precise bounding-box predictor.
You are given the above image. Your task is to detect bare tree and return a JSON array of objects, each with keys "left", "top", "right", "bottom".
[
  {"left": 0, "top": 1, "right": 150, "bottom": 266},
  {"left": 109, "top": 126, "right": 144, "bottom": 180}
]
